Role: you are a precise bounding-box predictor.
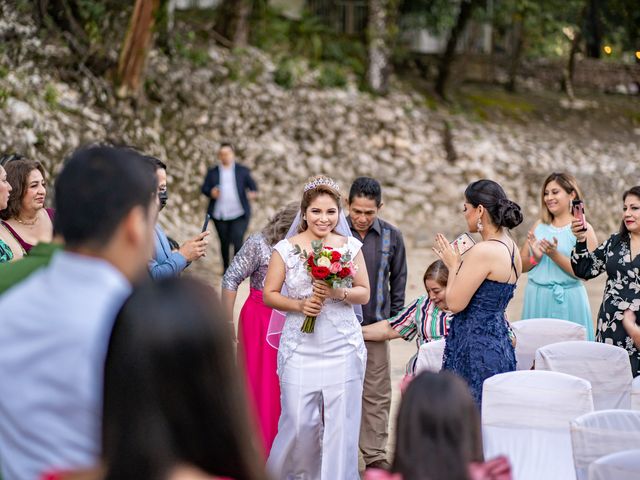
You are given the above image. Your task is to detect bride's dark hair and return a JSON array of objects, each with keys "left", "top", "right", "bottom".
[{"left": 299, "top": 175, "right": 341, "bottom": 232}]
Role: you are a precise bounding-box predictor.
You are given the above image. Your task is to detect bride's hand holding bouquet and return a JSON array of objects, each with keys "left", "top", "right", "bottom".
[{"left": 295, "top": 240, "right": 358, "bottom": 333}]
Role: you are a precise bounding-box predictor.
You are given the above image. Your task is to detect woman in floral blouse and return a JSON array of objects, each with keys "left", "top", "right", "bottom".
[
  {"left": 362, "top": 260, "right": 452, "bottom": 375},
  {"left": 571, "top": 186, "right": 640, "bottom": 376}
]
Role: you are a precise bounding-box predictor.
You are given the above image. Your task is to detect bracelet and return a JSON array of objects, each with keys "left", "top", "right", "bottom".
[{"left": 342, "top": 288, "right": 348, "bottom": 302}]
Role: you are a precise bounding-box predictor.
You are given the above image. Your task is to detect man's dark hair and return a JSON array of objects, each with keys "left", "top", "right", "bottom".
[
  {"left": 145, "top": 155, "right": 167, "bottom": 172},
  {"left": 54, "top": 146, "right": 157, "bottom": 249},
  {"left": 349, "top": 177, "right": 382, "bottom": 207},
  {"left": 219, "top": 142, "right": 235, "bottom": 152}
]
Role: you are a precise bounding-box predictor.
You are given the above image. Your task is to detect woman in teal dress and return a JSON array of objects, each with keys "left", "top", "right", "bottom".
[
  {"left": 520, "top": 173, "right": 598, "bottom": 340},
  {"left": 0, "top": 163, "right": 14, "bottom": 263}
]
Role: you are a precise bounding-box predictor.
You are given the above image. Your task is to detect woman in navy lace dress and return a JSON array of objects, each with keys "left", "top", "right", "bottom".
[{"left": 434, "top": 180, "right": 523, "bottom": 406}]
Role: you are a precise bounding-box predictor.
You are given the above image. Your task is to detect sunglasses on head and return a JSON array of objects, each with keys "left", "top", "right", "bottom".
[{"left": 0, "top": 153, "right": 25, "bottom": 167}]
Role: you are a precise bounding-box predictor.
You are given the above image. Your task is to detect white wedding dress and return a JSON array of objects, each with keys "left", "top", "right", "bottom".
[{"left": 266, "top": 237, "right": 367, "bottom": 480}]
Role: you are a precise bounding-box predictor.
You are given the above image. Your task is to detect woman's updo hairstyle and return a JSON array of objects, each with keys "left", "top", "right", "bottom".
[
  {"left": 298, "top": 175, "right": 341, "bottom": 232},
  {"left": 465, "top": 179, "right": 523, "bottom": 230}
]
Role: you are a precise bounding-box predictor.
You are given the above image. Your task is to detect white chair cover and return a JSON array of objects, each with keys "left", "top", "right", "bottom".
[
  {"left": 415, "top": 339, "right": 446, "bottom": 373},
  {"left": 482, "top": 370, "right": 594, "bottom": 480},
  {"left": 588, "top": 449, "right": 640, "bottom": 480},
  {"left": 570, "top": 410, "right": 640, "bottom": 480},
  {"left": 535, "top": 341, "right": 632, "bottom": 410},
  {"left": 511, "top": 318, "right": 587, "bottom": 370},
  {"left": 632, "top": 376, "right": 640, "bottom": 411}
]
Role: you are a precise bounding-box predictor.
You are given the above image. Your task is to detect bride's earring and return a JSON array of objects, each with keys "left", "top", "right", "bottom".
[{"left": 476, "top": 218, "right": 484, "bottom": 233}]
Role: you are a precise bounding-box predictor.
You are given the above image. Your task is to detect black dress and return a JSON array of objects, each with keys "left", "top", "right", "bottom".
[{"left": 571, "top": 233, "right": 640, "bottom": 377}]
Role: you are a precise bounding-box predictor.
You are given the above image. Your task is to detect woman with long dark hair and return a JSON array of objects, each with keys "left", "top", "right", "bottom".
[
  {"left": 365, "top": 371, "right": 511, "bottom": 480},
  {"left": 263, "top": 176, "right": 370, "bottom": 479},
  {"left": 434, "top": 179, "right": 523, "bottom": 406},
  {"left": 572, "top": 186, "right": 640, "bottom": 376},
  {"left": 102, "top": 277, "right": 267, "bottom": 480}
]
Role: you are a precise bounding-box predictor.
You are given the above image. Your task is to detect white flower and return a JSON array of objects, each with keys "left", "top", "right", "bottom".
[{"left": 317, "top": 256, "right": 332, "bottom": 267}]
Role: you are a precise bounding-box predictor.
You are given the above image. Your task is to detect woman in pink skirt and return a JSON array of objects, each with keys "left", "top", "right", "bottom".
[{"left": 222, "top": 203, "right": 298, "bottom": 457}]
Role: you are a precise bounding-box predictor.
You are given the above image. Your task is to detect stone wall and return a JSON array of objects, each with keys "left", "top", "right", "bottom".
[
  {"left": 454, "top": 54, "right": 640, "bottom": 92},
  {"left": 1, "top": 7, "right": 638, "bottom": 272}
]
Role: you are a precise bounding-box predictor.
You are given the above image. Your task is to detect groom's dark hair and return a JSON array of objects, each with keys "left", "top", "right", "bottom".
[{"left": 349, "top": 177, "right": 382, "bottom": 207}]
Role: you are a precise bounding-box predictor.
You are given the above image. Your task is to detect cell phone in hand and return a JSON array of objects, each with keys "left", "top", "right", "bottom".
[
  {"left": 572, "top": 200, "right": 587, "bottom": 232},
  {"left": 201, "top": 213, "right": 211, "bottom": 233},
  {"left": 451, "top": 233, "right": 476, "bottom": 255}
]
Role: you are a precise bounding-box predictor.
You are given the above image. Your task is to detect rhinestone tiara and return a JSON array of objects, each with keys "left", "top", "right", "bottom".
[{"left": 303, "top": 177, "right": 340, "bottom": 193}]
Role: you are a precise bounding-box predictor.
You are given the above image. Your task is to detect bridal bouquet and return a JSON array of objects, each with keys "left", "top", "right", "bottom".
[{"left": 294, "top": 240, "right": 357, "bottom": 333}]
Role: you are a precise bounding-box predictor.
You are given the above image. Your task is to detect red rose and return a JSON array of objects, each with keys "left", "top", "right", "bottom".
[
  {"left": 312, "top": 266, "right": 331, "bottom": 280},
  {"left": 338, "top": 268, "right": 351, "bottom": 278},
  {"left": 331, "top": 251, "right": 342, "bottom": 262},
  {"left": 307, "top": 255, "right": 315, "bottom": 267}
]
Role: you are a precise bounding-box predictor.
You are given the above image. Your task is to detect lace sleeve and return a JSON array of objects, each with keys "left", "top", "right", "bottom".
[{"left": 221, "top": 234, "right": 263, "bottom": 291}]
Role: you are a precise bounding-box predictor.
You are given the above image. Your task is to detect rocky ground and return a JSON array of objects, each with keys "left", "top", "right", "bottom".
[{"left": 1, "top": 2, "right": 639, "bottom": 274}]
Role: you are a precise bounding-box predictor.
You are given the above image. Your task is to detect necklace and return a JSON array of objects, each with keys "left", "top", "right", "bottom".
[{"left": 15, "top": 214, "right": 39, "bottom": 226}]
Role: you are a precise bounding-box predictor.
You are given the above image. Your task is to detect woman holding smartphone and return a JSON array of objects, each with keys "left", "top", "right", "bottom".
[
  {"left": 520, "top": 173, "right": 597, "bottom": 339},
  {"left": 571, "top": 186, "right": 640, "bottom": 377},
  {"left": 434, "top": 179, "right": 522, "bottom": 406}
]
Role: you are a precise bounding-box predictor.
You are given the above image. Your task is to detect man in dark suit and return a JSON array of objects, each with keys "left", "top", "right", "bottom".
[{"left": 201, "top": 143, "right": 258, "bottom": 271}]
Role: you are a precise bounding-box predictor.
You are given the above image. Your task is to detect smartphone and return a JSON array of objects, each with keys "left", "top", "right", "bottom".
[
  {"left": 451, "top": 233, "right": 476, "bottom": 255},
  {"left": 201, "top": 213, "right": 211, "bottom": 233},
  {"left": 572, "top": 200, "right": 587, "bottom": 232}
]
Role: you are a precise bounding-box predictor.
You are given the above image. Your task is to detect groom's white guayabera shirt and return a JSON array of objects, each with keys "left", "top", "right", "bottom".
[{"left": 0, "top": 251, "right": 130, "bottom": 480}]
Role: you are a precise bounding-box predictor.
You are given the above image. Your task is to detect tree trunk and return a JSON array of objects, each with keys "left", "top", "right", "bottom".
[
  {"left": 366, "top": 0, "right": 390, "bottom": 94},
  {"left": 435, "top": 0, "right": 479, "bottom": 100},
  {"left": 233, "top": 0, "right": 252, "bottom": 47},
  {"left": 562, "top": 28, "right": 582, "bottom": 101},
  {"left": 156, "top": 0, "right": 174, "bottom": 54},
  {"left": 116, "top": 0, "right": 161, "bottom": 98},
  {"left": 214, "top": 0, "right": 252, "bottom": 47},
  {"left": 585, "top": 0, "right": 602, "bottom": 58},
  {"left": 506, "top": 11, "right": 525, "bottom": 93}
]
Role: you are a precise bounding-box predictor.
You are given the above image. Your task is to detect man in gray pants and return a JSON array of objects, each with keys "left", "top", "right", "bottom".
[{"left": 347, "top": 177, "right": 407, "bottom": 470}]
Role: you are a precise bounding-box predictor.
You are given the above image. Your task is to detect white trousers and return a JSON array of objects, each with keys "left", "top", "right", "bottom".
[{"left": 267, "top": 378, "right": 364, "bottom": 480}]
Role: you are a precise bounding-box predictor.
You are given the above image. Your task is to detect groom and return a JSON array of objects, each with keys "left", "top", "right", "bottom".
[{"left": 347, "top": 177, "right": 407, "bottom": 470}]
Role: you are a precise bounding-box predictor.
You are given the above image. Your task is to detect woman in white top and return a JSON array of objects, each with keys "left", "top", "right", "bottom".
[{"left": 263, "top": 176, "right": 370, "bottom": 479}]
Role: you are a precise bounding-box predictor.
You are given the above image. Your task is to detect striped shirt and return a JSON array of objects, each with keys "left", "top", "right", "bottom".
[{"left": 388, "top": 294, "right": 452, "bottom": 374}]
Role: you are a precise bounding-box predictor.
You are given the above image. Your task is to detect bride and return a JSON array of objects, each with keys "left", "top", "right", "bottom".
[{"left": 263, "top": 175, "right": 370, "bottom": 479}]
